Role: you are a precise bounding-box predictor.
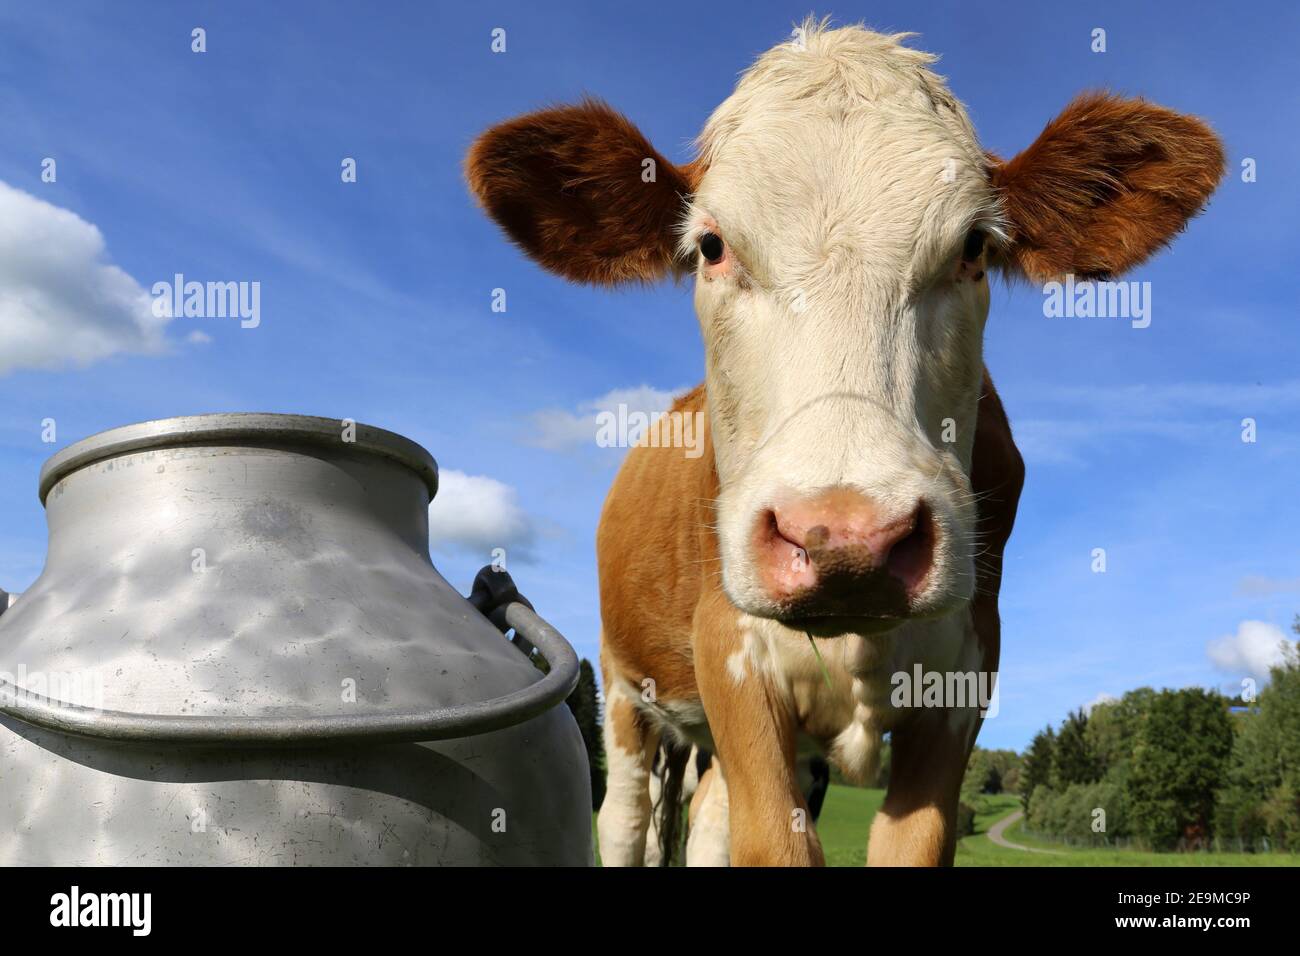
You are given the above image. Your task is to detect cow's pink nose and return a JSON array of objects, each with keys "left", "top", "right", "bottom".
[{"left": 753, "top": 489, "right": 935, "bottom": 619}]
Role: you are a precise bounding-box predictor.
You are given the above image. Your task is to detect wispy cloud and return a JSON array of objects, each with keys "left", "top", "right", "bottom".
[
  {"left": 1010, "top": 380, "right": 1300, "bottom": 465},
  {"left": 1012, "top": 417, "right": 1215, "bottom": 465},
  {"left": 1027, "top": 381, "right": 1300, "bottom": 414},
  {"left": 1082, "top": 691, "right": 1118, "bottom": 714},
  {"left": 523, "top": 385, "right": 687, "bottom": 451},
  {"left": 1237, "top": 575, "right": 1300, "bottom": 597}
]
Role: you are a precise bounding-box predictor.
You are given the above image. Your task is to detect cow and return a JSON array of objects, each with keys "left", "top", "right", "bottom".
[{"left": 466, "top": 21, "right": 1224, "bottom": 865}]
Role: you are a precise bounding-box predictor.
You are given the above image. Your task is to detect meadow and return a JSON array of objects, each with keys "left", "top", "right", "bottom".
[
  {"left": 595, "top": 787, "right": 1300, "bottom": 866},
  {"left": 818, "top": 787, "right": 1300, "bottom": 867}
]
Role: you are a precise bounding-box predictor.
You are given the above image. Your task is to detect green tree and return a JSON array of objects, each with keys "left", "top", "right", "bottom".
[
  {"left": 1215, "top": 641, "right": 1300, "bottom": 850},
  {"left": 961, "top": 748, "right": 1000, "bottom": 801},
  {"left": 1001, "top": 765, "right": 1023, "bottom": 795},
  {"left": 1020, "top": 726, "right": 1056, "bottom": 813},
  {"left": 1128, "top": 688, "right": 1233, "bottom": 850},
  {"left": 1053, "top": 708, "right": 1101, "bottom": 786},
  {"left": 955, "top": 801, "right": 976, "bottom": 837},
  {"left": 1084, "top": 688, "right": 1155, "bottom": 786},
  {"left": 1026, "top": 779, "right": 1129, "bottom": 843},
  {"left": 988, "top": 749, "right": 1020, "bottom": 787},
  {"left": 564, "top": 658, "right": 606, "bottom": 810}
]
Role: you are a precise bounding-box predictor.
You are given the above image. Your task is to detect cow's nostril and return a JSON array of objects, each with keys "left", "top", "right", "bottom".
[
  {"left": 755, "top": 494, "right": 939, "bottom": 617},
  {"left": 884, "top": 503, "right": 934, "bottom": 594}
]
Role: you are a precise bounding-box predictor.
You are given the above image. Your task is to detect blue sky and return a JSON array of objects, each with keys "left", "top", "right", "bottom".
[{"left": 0, "top": 0, "right": 1296, "bottom": 750}]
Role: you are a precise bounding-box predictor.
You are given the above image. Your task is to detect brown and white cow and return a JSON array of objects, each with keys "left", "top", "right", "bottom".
[{"left": 467, "top": 23, "right": 1223, "bottom": 865}]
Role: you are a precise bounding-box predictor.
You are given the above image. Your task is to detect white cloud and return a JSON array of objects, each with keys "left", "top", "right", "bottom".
[
  {"left": 1207, "top": 620, "right": 1295, "bottom": 682},
  {"left": 186, "top": 330, "right": 213, "bottom": 346},
  {"left": 427, "top": 468, "right": 537, "bottom": 561},
  {"left": 1083, "top": 691, "right": 1118, "bottom": 714},
  {"left": 0, "top": 180, "right": 170, "bottom": 375},
  {"left": 524, "top": 385, "right": 686, "bottom": 451}
]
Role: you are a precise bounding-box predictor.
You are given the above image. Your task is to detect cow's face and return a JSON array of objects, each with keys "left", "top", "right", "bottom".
[
  {"left": 683, "top": 33, "right": 998, "bottom": 629},
  {"left": 467, "top": 23, "right": 1223, "bottom": 632}
]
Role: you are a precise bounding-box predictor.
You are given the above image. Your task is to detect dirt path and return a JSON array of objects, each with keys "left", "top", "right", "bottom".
[{"left": 986, "top": 809, "right": 1059, "bottom": 854}]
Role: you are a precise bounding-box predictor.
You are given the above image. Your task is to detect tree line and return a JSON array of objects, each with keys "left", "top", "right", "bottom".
[{"left": 1011, "top": 634, "right": 1300, "bottom": 852}]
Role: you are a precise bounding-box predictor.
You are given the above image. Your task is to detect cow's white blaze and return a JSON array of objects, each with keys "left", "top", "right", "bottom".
[{"left": 680, "top": 25, "right": 1003, "bottom": 625}]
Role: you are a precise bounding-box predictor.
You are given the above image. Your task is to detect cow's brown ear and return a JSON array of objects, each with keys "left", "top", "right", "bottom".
[
  {"left": 465, "top": 99, "right": 700, "bottom": 286},
  {"left": 989, "top": 92, "right": 1225, "bottom": 282}
]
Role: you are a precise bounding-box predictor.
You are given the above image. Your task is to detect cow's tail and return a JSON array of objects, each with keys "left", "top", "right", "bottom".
[{"left": 653, "top": 738, "right": 692, "bottom": 866}]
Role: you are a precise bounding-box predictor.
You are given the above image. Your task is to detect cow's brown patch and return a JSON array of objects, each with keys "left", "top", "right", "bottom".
[
  {"left": 603, "top": 673, "right": 649, "bottom": 754},
  {"left": 596, "top": 384, "right": 712, "bottom": 703}
]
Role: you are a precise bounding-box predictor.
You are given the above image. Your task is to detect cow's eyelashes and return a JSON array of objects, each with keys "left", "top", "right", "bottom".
[{"left": 699, "top": 232, "right": 726, "bottom": 265}]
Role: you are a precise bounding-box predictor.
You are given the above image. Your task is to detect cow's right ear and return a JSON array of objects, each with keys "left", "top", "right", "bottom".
[{"left": 465, "top": 99, "right": 700, "bottom": 286}]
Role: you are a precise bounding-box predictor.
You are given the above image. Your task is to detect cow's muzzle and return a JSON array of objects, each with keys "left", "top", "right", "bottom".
[{"left": 751, "top": 487, "right": 936, "bottom": 626}]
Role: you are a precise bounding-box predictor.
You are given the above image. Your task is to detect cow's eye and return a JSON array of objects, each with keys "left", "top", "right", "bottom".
[
  {"left": 961, "top": 228, "right": 986, "bottom": 262},
  {"left": 699, "top": 232, "right": 725, "bottom": 264}
]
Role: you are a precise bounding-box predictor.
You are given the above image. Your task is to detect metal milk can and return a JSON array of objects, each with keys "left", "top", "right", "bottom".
[{"left": 0, "top": 413, "right": 592, "bottom": 865}]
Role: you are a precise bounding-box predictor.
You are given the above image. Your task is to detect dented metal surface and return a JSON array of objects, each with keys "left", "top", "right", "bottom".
[{"left": 0, "top": 414, "right": 592, "bottom": 865}]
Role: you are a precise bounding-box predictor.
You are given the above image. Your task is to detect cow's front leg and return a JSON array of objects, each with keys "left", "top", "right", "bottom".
[
  {"left": 596, "top": 658, "right": 661, "bottom": 867},
  {"left": 867, "top": 706, "right": 979, "bottom": 866},
  {"left": 694, "top": 596, "right": 823, "bottom": 866},
  {"left": 686, "top": 761, "right": 731, "bottom": 866}
]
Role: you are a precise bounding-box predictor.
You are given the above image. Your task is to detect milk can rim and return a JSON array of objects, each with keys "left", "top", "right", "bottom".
[{"left": 37, "top": 412, "right": 440, "bottom": 504}]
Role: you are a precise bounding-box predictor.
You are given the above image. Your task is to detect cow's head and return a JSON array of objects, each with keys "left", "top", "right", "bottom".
[{"left": 467, "top": 23, "right": 1223, "bottom": 633}]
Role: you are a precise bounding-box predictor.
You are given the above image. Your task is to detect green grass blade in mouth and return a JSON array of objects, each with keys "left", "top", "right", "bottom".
[{"left": 806, "top": 632, "right": 834, "bottom": 690}]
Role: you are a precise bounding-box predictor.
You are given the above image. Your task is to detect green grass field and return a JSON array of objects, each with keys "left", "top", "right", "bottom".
[
  {"left": 595, "top": 786, "right": 1300, "bottom": 866},
  {"left": 819, "top": 787, "right": 1300, "bottom": 867}
]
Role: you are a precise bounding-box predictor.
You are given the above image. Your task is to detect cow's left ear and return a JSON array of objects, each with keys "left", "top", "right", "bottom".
[{"left": 989, "top": 92, "right": 1225, "bottom": 282}]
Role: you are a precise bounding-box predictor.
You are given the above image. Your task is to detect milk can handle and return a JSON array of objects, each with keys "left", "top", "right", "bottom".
[{"left": 0, "top": 567, "right": 580, "bottom": 747}]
